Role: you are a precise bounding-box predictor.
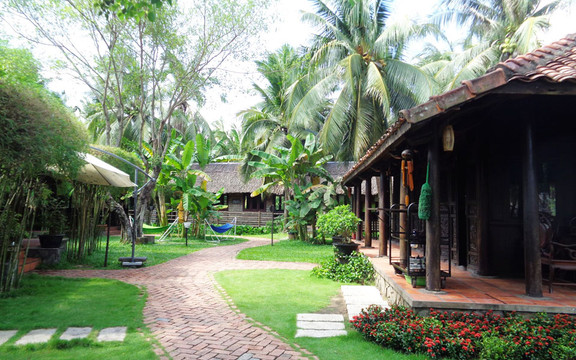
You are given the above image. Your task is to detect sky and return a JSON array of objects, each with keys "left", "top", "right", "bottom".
[{"left": 4, "top": 0, "right": 575, "bottom": 129}]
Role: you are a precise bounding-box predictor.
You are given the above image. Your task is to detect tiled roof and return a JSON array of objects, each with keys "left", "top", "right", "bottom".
[{"left": 343, "top": 33, "right": 576, "bottom": 183}]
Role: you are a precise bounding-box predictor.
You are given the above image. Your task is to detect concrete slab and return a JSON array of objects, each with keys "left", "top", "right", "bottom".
[
  {"left": 0, "top": 330, "right": 17, "bottom": 346},
  {"left": 295, "top": 329, "right": 347, "bottom": 338},
  {"left": 297, "top": 321, "right": 345, "bottom": 330},
  {"left": 343, "top": 294, "right": 388, "bottom": 306},
  {"left": 341, "top": 285, "right": 382, "bottom": 297},
  {"left": 97, "top": 327, "right": 127, "bottom": 342},
  {"left": 297, "top": 313, "right": 344, "bottom": 322},
  {"left": 121, "top": 261, "right": 143, "bottom": 268},
  {"left": 15, "top": 328, "right": 57, "bottom": 345},
  {"left": 60, "top": 327, "right": 92, "bottom": 341}
]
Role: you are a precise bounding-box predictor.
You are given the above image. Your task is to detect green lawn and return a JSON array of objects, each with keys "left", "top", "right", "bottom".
[
  {"left": 215, "top": 269, "right": 427, "bottom": 360},
  {"left": 49, "top": 235, "right": 246, "bottom": 270},
  {"left": 236, "top": 239, "right": 334, "bottom": 264},
  {"left": 0, "top": 274, "right": 163, "bottom": 360}
]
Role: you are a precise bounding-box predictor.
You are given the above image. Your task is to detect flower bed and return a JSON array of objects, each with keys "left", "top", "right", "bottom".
[{"left": 350, "top": 305, "right": 576, "bottom": 359}]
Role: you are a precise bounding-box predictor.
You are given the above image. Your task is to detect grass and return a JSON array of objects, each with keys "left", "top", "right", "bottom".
[
  {"left": 236, "top": 239, "right": 334, "bottom": 264},
  {"left": 238, "top": 232, "right": 288, "bottom": 239},
  {"left": 0, "top": 274, "right": 161, "bottom": 359},
  {"left": 215, "top": 269, "right": 426, "bottom": 360},
  {"left": 48, "top": 235, "right": 246, "bottom": 270}
]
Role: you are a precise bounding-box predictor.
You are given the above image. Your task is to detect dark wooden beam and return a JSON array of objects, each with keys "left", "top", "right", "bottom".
[
  {"left": 378, "top": 171, "right": 388, "bottom": 257},
  {"left": 364, "top": 177, "right": 373, "bottom": 248},
  {"left": 522, "top": 120, "right": 543, "bottom": 297},
  {"left": 354, "top": 183, "right": 362, "bottom": 242},
  {"left": 426, "top": 129, "right": 442, "bottom": 291}
]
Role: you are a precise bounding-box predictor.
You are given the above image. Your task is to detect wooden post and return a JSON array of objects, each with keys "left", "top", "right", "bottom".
[
  {"left": 364, "top": 176, "right": 372, "bottom": 247},
  {"left": 354, "top": 183, "right": 362, "bottom": 242},
  {"left": 426, "top": 133, "right": 442, "bottom": 291},
  {"left": 379, "top": 171, "right": 388, "bottom": 257},
  {"left": 399, "top": 180, "right": 407, "bottom": 266},
  {"left": 523, "top": 121, "right": 542, "bottom": 297}
]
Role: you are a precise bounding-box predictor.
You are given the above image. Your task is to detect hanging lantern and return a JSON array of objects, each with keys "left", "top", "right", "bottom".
[{"left": 442, "top": 125, "right": 455, "bottom": 151}]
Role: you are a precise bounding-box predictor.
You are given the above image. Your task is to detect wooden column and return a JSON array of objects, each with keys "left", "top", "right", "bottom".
[
  {"left": 523, "top": 121, "right": 542, "bottom": 297},
  {"left": 354, "top": 183, "right": 362, "bottom": 242},
  {"left": 399, "top": 180, "right": 407, "bottom": 265},
  {"left": 364, "top": 176, "right": 373, "bottom": 247},
  {"left": 426, "top": 133, "right": 442, "bottom": 291},
  {"left": 378, "top": 170, "right": 388, "bottom": 257}
]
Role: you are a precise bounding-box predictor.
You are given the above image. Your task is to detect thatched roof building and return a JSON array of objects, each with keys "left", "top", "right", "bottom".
[{"left": 193, "top": 162, "right": 354, "bottom": 195}]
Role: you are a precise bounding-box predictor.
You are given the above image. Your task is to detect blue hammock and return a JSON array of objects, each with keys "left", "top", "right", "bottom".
[
  {"left": 210, "top": 223, "right": 235, "bottom": 233},
  {"left": 204, "top": 217, "right": 236, "bottom": 243}
]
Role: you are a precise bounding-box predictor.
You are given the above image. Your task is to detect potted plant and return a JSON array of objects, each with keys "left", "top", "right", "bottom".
[
  {"left": 38, "top": 197, "right": 67, "bottom": 248},
  {"left": 317, "top": 205, "right": 361, "bottom": 257}
]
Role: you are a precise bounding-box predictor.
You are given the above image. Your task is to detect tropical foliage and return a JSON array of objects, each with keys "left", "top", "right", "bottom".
[
  {"left": 249, "top": 134, "right": 333, "bottom": 241},
  {"left": 300, "top": 0, "right": 434, "bottom": 160},
  {"left": 0, "top": 44, "right": 88, "bottom": 293},
  {"left": 425, "top": 0, "right": 564, "bottom": 92}
]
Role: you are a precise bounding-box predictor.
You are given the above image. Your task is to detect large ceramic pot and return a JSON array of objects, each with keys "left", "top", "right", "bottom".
[
  {"left": 38, "top": 234, "right": 64, "bottom": 248},
  {"left": 333, "top": 242, "right": 360, "bottom": 262},
  {"left": 331, "top": 235, "right": 345, "bottom": 244}
]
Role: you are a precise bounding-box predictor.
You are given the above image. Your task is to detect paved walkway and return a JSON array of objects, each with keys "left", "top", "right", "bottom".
[{"left": 40, "top": 238, "right": 317, "bottom": 360}]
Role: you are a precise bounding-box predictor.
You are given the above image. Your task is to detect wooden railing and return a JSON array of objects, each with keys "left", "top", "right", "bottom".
[{"left": 211, "top": 211, "right": 280, "bottom": 227}]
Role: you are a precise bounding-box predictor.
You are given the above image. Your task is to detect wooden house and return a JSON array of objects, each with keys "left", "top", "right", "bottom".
[
  {"left": 343, "top": 33, "right": 576, "bottom": 299},
  {"left": 195, "top": 162, "right": 352, "bottom": 226}
]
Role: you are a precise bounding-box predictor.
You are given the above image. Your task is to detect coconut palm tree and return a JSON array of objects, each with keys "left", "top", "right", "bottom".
[
  {"left": 238, "top": 45, "right": 325, "bottom": 180},
  {"left": 299, "top": 0, "right": 435, "bottom": 160},
  {"left": 428, "top": 0, "right": 565, "bottom": 91},
  {"left": 240, "top": 45, "right": 321, "bottom": 155}
]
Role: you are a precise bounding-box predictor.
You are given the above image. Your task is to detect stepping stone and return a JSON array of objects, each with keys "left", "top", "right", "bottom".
[
  {"left": 341, "top": 285, "right": 390, "bottom": 319},
  {"left": 0, "top": 330, "right": 17, "bottom": 346},
  {"left": 15, "top": 328, "right": 57, "bottom": 345},
  {"left": 297, "top": 313, "right": 344, "bottom": 322},
  {"left": 297, "top": 321, "right": 345, "bottom": 330},
  {"left": 341, "top": 285, "right": 382, "bottom": 298},
  {"left": 296, "top": 313, "right": 347, "bottom": 337},
  {"left": 295, "top": 329, "right": 347, "bottom": 338},
  {"left": 97, "top": 327, "right": 127, "bottom": 342},
  {"left": 60, "top": 327, "right": 92, "bottom": 341},
  {"left": 344, "top": 295, "right": 387, "bottom": 306}
]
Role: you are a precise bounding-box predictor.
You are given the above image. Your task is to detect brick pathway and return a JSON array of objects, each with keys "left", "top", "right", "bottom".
[{"left": 40, "top": 238, "right": 317, "bottom": 360}]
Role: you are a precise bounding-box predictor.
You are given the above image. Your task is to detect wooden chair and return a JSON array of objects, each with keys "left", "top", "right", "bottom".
[{"left": 541, "top": 215, "right": 576, "bottom": 293}]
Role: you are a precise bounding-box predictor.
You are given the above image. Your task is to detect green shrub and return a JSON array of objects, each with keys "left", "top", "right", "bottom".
[
  {"left": 317, "top": 204, "right": 361, "bottom": 242},
  {"left": 311, "top": 252, "right": 375, "bottom": 284},
  {"left": 234, "top": 221, "right": 283, "bottom": 235}
]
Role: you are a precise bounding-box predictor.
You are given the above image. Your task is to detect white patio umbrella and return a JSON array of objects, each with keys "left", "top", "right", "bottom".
[{"left": 76, "top": 153, "right": 136, "bottom": 187}]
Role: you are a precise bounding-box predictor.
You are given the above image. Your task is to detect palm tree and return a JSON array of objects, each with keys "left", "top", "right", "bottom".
[
  {"left": 240, "top": 45, "right": 321, "bottom": 155},
  {"left": 429, "top": 0, "right": 564, "bottom": 91},
  {"left": 299, "top": 0, "right": 435, "bottom": 160},
  {"left": 238, "top": 45, "right": 325, "bottom": 180}
]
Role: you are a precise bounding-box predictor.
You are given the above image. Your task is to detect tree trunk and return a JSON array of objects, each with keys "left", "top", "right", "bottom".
[
  {"left": 135, "top": 178, "right": 157, "bottom": 238},
  {"left": 157, "top": 189, "right": 167, "bottom": 226},
  {"left": 108, "top": 197, "right": 132, "bottom": 243}
]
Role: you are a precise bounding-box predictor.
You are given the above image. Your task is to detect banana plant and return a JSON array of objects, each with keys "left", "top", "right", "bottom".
[
  {"left": 248, "top": 133, "right": 333, "bottom": 240},
  {"left": 163, "top": 133, "right": 225, "bottom": 237}
]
